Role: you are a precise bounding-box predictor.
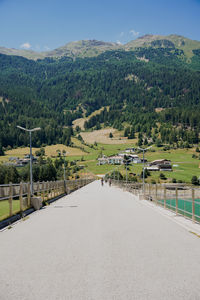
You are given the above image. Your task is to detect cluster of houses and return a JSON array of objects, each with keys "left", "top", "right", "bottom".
[
  {"left": 98, "top": 148, "right": 172, "bottom": 172},
  {"left": 5, "top": 155, "right": 37, "bottom": 167},
  {"left": 98, "top": 154, "right": 143, "bottom": 165}
]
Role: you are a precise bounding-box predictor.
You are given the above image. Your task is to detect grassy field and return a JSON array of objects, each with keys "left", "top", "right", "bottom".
[
  {"left": 75, "top": 146, "right": 200, "bottom": 184},
  {"left": 0, "top": 144, "right": 86, "bottom": 163},
  {"left": 80, "top": 128, "right": 137, "bottom": 145},
  {"left": 0, "top": 200, "right": 20, "bottom": 221}
]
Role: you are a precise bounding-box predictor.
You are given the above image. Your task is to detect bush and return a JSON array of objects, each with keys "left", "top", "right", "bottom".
[
  {"left": 109, "top": 170, "right": 123, "bottom": 180},
  {"left": 172, "top": 178, "right": 177, "bottom": 183},
  {"left": 151, "top": 179, "right": 156, "bottom": 184},
  {"left": 160, "top": 173, "right": 167, "bottom": 180},
  {"left": 177, "top": 180, "right": 183, "bottom": 183},
  {"left": 191, "top": 176, "right": 199, "bottom": 185}
]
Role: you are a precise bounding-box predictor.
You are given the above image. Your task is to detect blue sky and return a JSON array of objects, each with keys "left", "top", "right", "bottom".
[{"left": 0, "top": 0, "right": 200, "bottom": 51}]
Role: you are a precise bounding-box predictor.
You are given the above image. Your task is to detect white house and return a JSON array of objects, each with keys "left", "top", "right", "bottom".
[
  {"left": 118, "top": 153, "right": 141, "bottom": 164},
  {"left": 124, "top": 148, "right": 135, "bottom": 153},
  {"left": 98, "top": 155, "right": 108, "bottom": 165},
  {"left": 107, "top": 156, "right": 124, "bottom": 165},
  {"left": 128, "top": 154, "right": 141, "bottom": 164}
]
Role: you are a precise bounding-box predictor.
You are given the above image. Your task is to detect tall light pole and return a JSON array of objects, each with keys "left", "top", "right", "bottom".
[
  {"left": 58, "top": 150, "right": 68, "bottom": 192},
  {"left": 17, "top": 126, "right": 41, "bottom": 195},
  {"left": 138, "top": 146, "right": 152, "bottom": 194},
  {"left": 62, "top": 150, "right": 67, "bottom": 182}
]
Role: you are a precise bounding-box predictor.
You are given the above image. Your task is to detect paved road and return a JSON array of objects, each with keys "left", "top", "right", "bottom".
[{"left": 1, "top": 181, "right": 200, "bottom": 300}]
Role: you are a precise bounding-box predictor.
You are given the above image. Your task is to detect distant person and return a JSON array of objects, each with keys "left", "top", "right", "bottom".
[
  {"left": 101, "top": 177, "right": 104, "bottom": 186},
  {"left": 109, "top": 178, "right": 111, "bottom": 187}
]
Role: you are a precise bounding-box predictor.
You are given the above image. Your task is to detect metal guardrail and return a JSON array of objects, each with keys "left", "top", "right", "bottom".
[
  {"left": 0, "top": 177, "right": 95, "bottom": 221},
  {"left": 112, "top": 180, "right": 200, "bottom": 223}
]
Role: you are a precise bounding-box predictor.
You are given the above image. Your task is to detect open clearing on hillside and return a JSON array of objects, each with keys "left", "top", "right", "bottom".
[
  {"left": 0, "top": 145, "right": 85, "bottom": 162},
  {"left": 72, "top": 107, "right": 108, "bottom": 130},
  {"left": 80, "top": 128, "right": 137, "bottom": 144},
  {"left": 44, "top": 144, "right": 85, "bottom": 157}
]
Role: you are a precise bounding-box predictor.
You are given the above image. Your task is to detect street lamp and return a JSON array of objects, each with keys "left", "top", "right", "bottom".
[
  {"left": 123, "top": 155, "right": 131, "bottom": 187},
  {"left": 17, "top": 126, "right": 41, "bottom": 195},
  {"left": 138, "top": 146, "right": 152, "bottom": 194},
  {"left": 57, "top": 150, "right": 68, "bottom": 192}
]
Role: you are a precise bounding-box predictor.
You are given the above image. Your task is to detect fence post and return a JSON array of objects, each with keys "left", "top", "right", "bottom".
[
  {"left": 176, "top": 187, "right": 178, "bottom": 215},
  {"left": 27, "top": 182, "right": 31, "bottom": 207},
  {"left": 50, "top": 181, "right": 52, "bottom": 198},
  {"left": 42, "top": 182, "right": 45, "bottom": 202},
  {"left": 63, "top": 180, "right": 66, "bottom": 194},
  {"left": 57, "top": 181, "right": 59, "bottom": 196},
  {"left": 36, "top": 181, "right": 39, "bottom": 197},
  {"left": 9, "top": 182, "right": 13, "bottom": 217},
  {"left": 155, "top": 184, "right": 158, "bottom": 205},
  {"left": 53, "top": 181, "right": 55, "bottom": 198},
  {"left": 192, "top": 189, "right": 195, "bottom": 222},
  {"left": 164, "top": 186, "right": 166, "bottom": 208},
  {"left": 19, "top": 182, "right": 23, "bottom": 212}
]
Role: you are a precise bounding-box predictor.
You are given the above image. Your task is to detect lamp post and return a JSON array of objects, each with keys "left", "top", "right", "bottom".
[
  {"left": 58, "top": 150, "right": 68, "bottom": 193},
  {"left": 62, "top": 150, "right": 67, "bottom": 182},
  {"left": 123, "top": 155, "right": 131, "bottom": 187},
  {"left": 17, "top": 126, "right": 41, "bottom": 195},
  {"left": 138, "top": 146, "right": 152, "bottom": 194}
]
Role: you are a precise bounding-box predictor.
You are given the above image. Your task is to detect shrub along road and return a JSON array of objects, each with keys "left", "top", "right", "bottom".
[{"left": 1, "top": 181, "right": 200, "bottom": 299}]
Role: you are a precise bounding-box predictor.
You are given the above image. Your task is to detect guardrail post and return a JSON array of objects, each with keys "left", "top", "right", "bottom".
[
  {"left": 164, "top": 186, "right": 166, "bottom": 208},
  {"left": 9, "top": 182, "right": 13, "bottom": 217},
  {"left": 176, "top": 187, "right": 178, "bottom": 215},
  {"left": 19, "top": 182, "right": 23, "bottom": 212},
  {"left": 192, "top": 189, "right": 195, "bottom": 222}
]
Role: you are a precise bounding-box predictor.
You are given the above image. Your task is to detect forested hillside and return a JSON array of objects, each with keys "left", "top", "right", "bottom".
[{"left": 0, "top": 42, "right": 200, "bottom": 150}]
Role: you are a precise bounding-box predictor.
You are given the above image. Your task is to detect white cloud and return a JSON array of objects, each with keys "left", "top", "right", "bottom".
[
  {"left": 129, "top": 29, "right": 140, "bottom": 37},
  {"left": 44, "top": 46, "right": 50, "bottom": 51},
  {"left": 20, "top": 42, "right": 31, "bottom": 49},
  {"left": 35, "top": 45, "right": 41, "bottom": 51},
  {"left": 116, "top": 40, "right": 122, "bottom": 45}
]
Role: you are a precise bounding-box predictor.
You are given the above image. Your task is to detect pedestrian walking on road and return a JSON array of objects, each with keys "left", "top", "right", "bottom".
[
  {"left": 101, "top": 178, "right": 104, "bottom": 186},
  {"left": 109, "top": 178, "right": 111, "bottom": 187}
]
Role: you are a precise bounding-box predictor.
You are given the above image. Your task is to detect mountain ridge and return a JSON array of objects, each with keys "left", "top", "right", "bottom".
[{"left": 1, "top": 34, "right": 200, "bottom": 60}]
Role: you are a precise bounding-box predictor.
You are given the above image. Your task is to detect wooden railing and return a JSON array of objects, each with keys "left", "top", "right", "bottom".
[
  {"left": 0, "top": 178, "right": 95, "bottom": 221},
  {"left": 112, "top": 180, "right": 200, "bottom": 223}
]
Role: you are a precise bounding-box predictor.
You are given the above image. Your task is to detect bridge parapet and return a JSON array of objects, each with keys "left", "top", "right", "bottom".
[
  {"left": 0, "top": 177, "right": 95, "bottom": 223},
  {"left": 112, "top": 179, "right": 200, "bottom": 224}
]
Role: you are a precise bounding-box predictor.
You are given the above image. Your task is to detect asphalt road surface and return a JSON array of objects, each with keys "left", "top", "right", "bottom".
[{"left": 1, "top": 180, "right": 200, "bottom": 300}]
